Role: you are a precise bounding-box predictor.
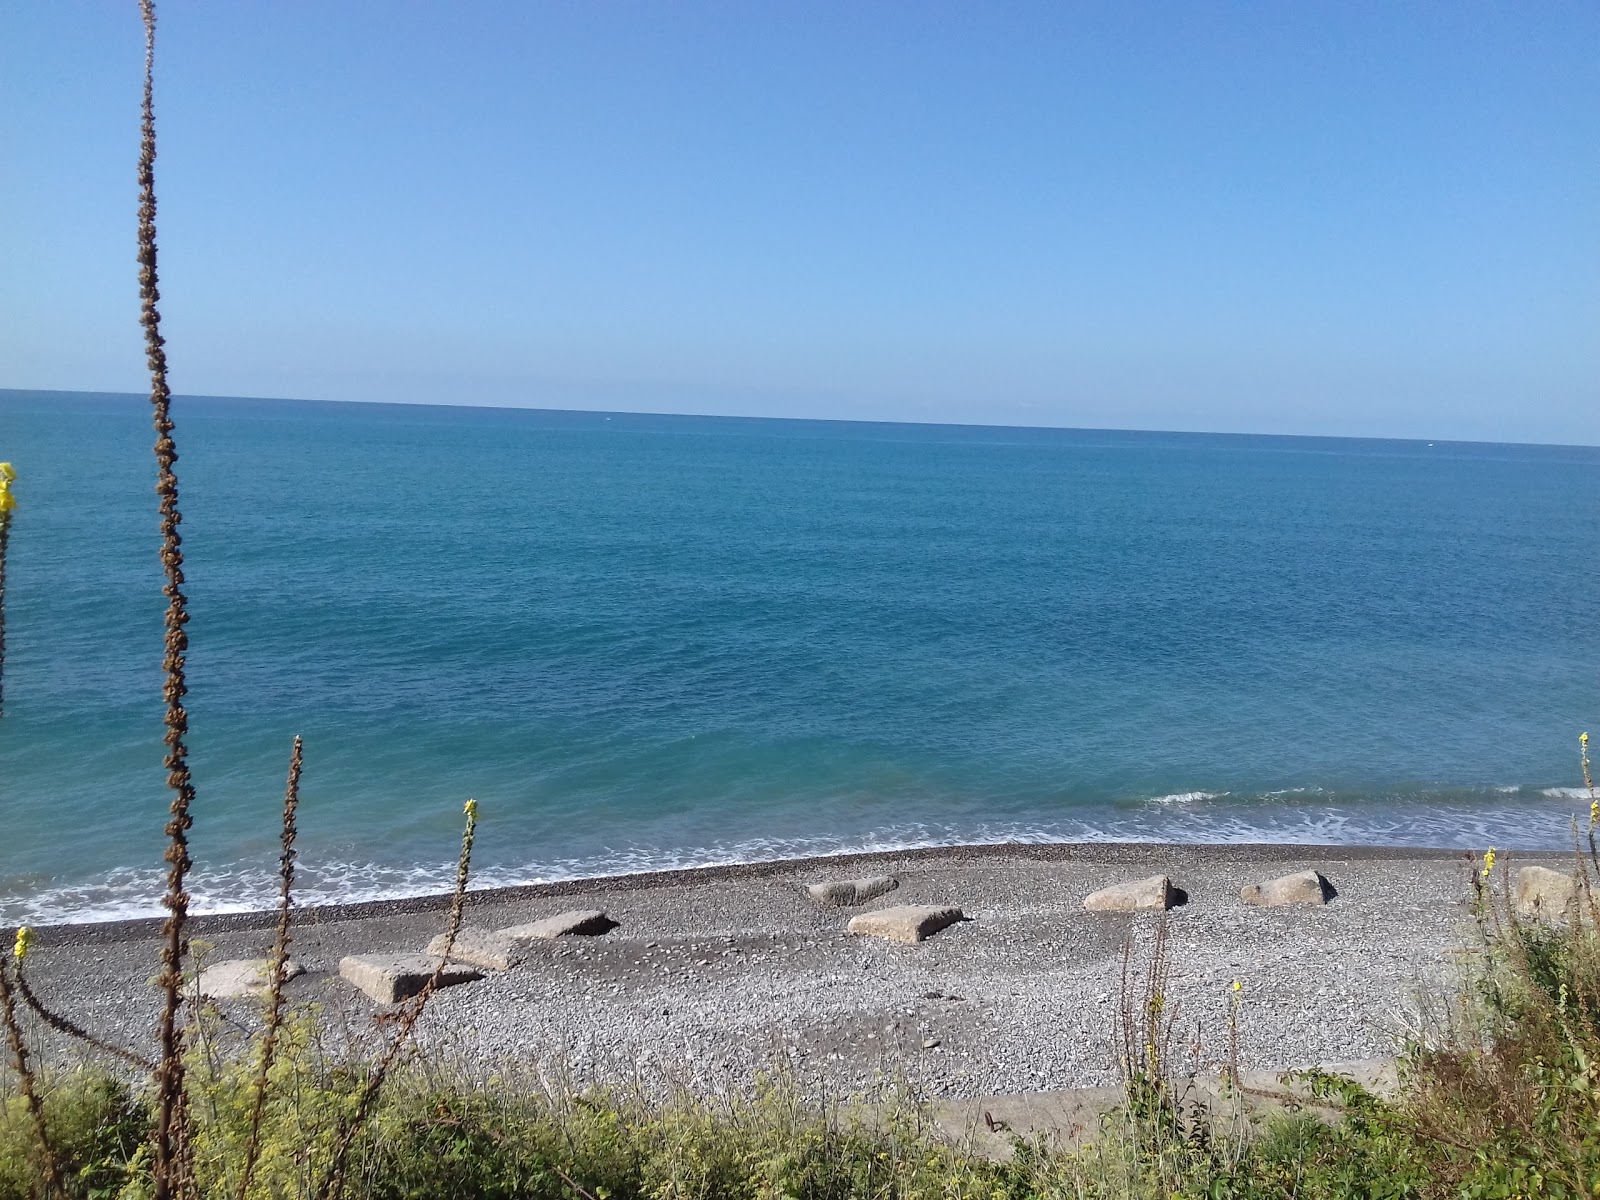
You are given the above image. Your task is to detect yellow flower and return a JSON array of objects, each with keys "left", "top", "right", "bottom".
[
  {"left": 463, "top": 798, "right": 478, "bottom": 820},
  {"left": 0, "top": 463, "right": 15, "bottom": 482},
  {"left": 1232, "top": 979, "right": 1243, "bottom": 994},
  {"left": 12, "top": 927, "right": 32, "bottom": 962},
  {"left": 1481, "top": 847, "right": 1496, "bottom": 878}
]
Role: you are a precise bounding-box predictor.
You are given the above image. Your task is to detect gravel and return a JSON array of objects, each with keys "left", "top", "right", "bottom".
[{"left": 16, "top": 842, "right": 1524, "bottom": 1100}]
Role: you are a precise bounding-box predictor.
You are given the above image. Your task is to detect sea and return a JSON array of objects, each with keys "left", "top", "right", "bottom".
[{"left": 1, "top": 389, "right": 1597, "bottom": 925}]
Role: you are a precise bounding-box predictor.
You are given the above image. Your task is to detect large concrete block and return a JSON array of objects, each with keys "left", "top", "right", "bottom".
[
  {"left": 426, "top": 927, "right": 520, "bottom": 971},
  {"left": 196, "top": 958, "right": 304, "bottom": 999},
  {"left": 847, "top": 904, "right": 963, "bottom": 944},
  {"left": 339, "top": 953, "right": 481, "bottom": 1004},
  {"left": 806, "top": 876, "right": 900, "bottom": 907},
  {"left": 497, "top": 910, "right": 617, "bottom": 943},
  {"left": 1241, "top": 870, "right": 1330, "bottom": 907},
  {"left": 1515, "top": 865, "right": 1578, "bottom": 921},
  {"left": 1083, "top": 875, "right": 1175, "bottom": 912}
]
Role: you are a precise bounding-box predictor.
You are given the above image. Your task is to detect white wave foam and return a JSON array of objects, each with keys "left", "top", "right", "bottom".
[
  {"left": 7, "top": 795, "right": 1591, "bottom": 926},
  {"left": 1540, "top": 787, "right": 1596, "bottom": 799},
  {"left": 1147, "top": 791, "right": 1225, "bottom": 805}
]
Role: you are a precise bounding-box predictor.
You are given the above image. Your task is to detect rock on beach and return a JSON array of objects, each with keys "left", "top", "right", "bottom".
[
  {"left": 497, "top": 910, "right": 617, "bottom": 941},
  {"left": 847, "top": 904, "right": 964, "bottom": 943},
  {"left": 426, "top": 927, "right": 521, "bottom": 971},
  {"left": 1514, "top": 865, "right": 1578, "bottom": 921},
  {"left": 1083, "top": 875, "right": 1174, "bottom": 912},
  {"left": 196, "top": 958, "right": 304, "bottom": 999},
  {"left": 1241, "top": 870, "right": 1330, "bottom": 907},
  {"left": 805, "top": 876, "right": 900, "bottom": 907},
  {"left": 339, "top": 953, "right": 482, "bottom": 1004}
]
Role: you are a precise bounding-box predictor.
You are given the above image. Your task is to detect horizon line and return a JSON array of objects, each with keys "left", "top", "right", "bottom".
[{"left": 3, "top": 385, "right": 1597, "bottom": 453}]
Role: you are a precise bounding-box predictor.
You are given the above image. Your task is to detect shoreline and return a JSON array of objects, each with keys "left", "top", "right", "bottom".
[
  {"left": 17, "top": 839, "right": 1544, "bottom": 1098},
  {"left": 24, "top": 837, "right": 1552, "bottom": 944}
]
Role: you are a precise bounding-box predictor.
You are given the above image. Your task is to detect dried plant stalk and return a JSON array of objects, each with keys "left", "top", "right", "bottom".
[
  {"left": 0, "top": 509, "right": 10, "bottom": 718},
  {"left": 137, "top": 2, "right": 197, "bottom": 1195},
  {"left": 1115, "top": 917, "right": 1175, "bottom": 1097},
  {"left": 0, "top": 956, "right": 67, "bottom": 1198},
  {"left": 319, "top": 800, "right": 479, "bottom": 1200},
  {"left": 235, "top": 735, "right": 302, "bottom": 1200}
]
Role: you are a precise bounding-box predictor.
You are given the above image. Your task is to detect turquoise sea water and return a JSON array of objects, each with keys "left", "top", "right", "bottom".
[{"left": 1, "top": 389, "right": 1597, "bottom": 924}]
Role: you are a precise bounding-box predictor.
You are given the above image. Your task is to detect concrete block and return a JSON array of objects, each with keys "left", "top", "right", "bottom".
[
  {"left": 339, "top": 953, "right": 481, "bottom": 1004},
  {"left": 1084, "top": 875, "right": 1174, "bottom": 912},
  {"left": 847, "top": 904, "right": 963, "bottom": 943}
]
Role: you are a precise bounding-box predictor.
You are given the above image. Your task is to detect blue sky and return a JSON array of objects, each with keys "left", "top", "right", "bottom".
[{"left": 3, "top": 2, "right": 1596, "bottom": 442}]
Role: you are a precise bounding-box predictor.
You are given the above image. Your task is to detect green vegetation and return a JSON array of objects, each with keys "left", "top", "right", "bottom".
[{"left": 3, "top": 845, "right": 1599, "bottom": 1198}]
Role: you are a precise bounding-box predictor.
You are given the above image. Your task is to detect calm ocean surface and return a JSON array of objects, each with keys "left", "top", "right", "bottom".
[{"left": 1, "top": 390, "right": 1597, "bottom": 924}]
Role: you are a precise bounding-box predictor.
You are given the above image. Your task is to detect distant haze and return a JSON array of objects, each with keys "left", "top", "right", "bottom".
[{"left": 2, "top": 3, "right": 1596, "bottom": 444}]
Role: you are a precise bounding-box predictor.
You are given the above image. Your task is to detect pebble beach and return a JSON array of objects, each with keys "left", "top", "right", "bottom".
[{"left": 16, "top": 840, "right": 1550, "bottom": 1103}]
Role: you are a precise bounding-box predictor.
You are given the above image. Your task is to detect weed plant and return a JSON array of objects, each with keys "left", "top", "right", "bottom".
[{"left": 0, "top": 5, "right": 479, "bottom": 1197}]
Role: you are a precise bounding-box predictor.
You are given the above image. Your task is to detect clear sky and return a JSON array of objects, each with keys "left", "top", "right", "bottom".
[{"left": 3, "top": 2, "right": 1597, "bottom": 443}]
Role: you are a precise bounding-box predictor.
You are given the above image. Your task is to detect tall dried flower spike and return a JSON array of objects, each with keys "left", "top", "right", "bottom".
[
  {"left": 235, "top": 735, "right": 303, "bottom": 1200},
  {"left": 1582, "top": 732, "right": 1594, "bottom": 825},
  {"left": 1481, "top": 847, "right": 1496, "bottom": 878},
  {"left": 138, "top": 2, "right": 198, "bottom": 1196},
  {"left": 0, "top": 461, "right": 13, "bottom": 718},
  {"left": 319, "top": 799, "right": 480, "bottom": 1200}
]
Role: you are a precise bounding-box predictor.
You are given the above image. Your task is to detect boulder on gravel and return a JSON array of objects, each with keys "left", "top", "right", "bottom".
[
  {"left": 196, "top": 958, "right": 303, "bottom": 999},
  {"left": 339, "top": 953, "right": 482, "bottom": 1004},
  {"left": 847, "top": 905, "right": 963, "bottom": 944},
  {"left": 1515, "top": 866, "right": 1578, "bottom": 921},
  {"left": 497, "top": 910, "right": 617, "bottom": 942},
  {"left": 1083, "top": 875, "right": 1175, "bottom": 912},
  {"left": 1241, "top": 870, "right": 1330, "bottom": 907},
  {"left": 426, "top": 927, "right": 520, "bottom": 971},
  {"left": 806, "top": 876, "right": 900, "bottom": 907}
]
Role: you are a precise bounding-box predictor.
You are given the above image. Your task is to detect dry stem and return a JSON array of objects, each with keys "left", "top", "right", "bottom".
[
  {"left": 0, "top": 513, "right": 10, "bottom": 717},
  {"left": 137, "top": 2, "right": 198, "bottom": 1194},
  {"left": 318, "top": 801, "right": 479, "bottom": 1199},
  {"left": 235, "top": 735, "right": 303, "bottom": 1200},
  {"left": 0, "top": 957, "right": 67, "bottom": 1198}
]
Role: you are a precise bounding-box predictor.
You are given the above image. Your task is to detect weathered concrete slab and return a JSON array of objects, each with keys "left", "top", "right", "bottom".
[
  {"left": 846, "top": 905, "right": 963, "bottom": 944},
  {"left": 497, "top": 910, "right": 617, "bottom": 942},
  {"left": 426, "top": 927, "right": 520, "bottom": 971},
  {"left": 339, "top": 953, "right": 482, "bottom": 1004},
  {"left": 196, "top": 958, "right": 304, "bottom": 999},
  {"left": 806, "top": 876, "right": 900, "bottom": 907},
  {"left": 1241, "top": 869, "right": 1330, "bottom": 907},
  {"left": 1084, "top": 875, "right": 1174, "bottom": 912},
  {"left": 1515, "top": 865, "right": 1578, "bottom": 921}
]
